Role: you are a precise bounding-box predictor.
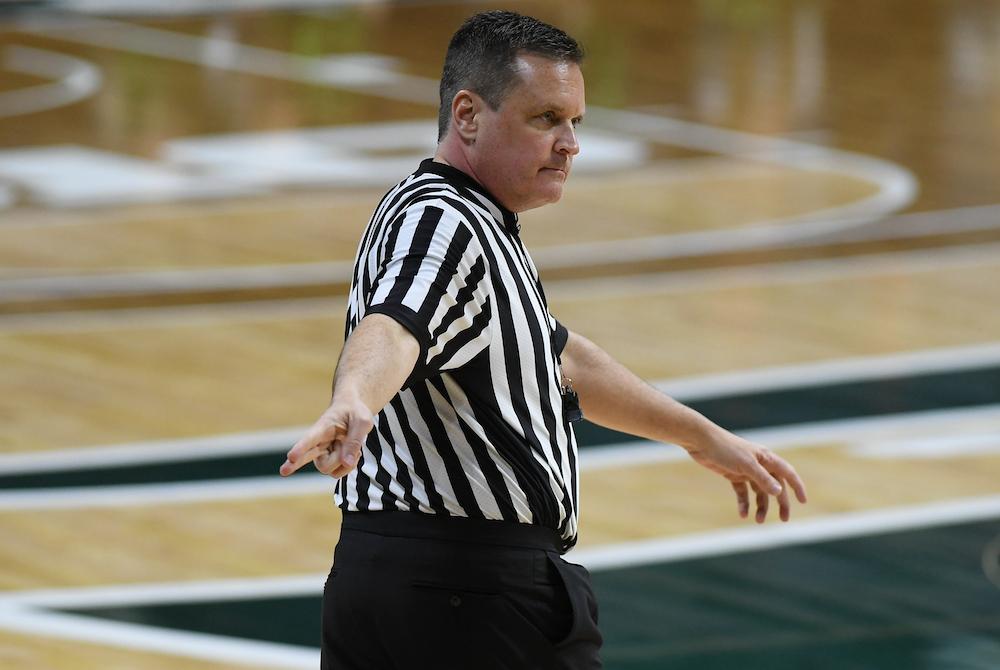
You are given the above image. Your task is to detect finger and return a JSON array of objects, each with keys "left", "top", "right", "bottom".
[
  {"left": 328, "top": 447, "right": 361, "bottom": 479},
  {"left": 766, "top": 453, "right": 808, "bottom": 504},
  {"left": 747, "top": 451, "right": 783, "bottom": 497},
  {"left": 314, "top": 448, "right": 343, "bottom": 476},
  {"left": 752, "top": 482, "right": 769, "bottom": 524},
  {"left": 280, "top": 443, "right": 326, "bottom": 476},
  {"left": 329, "top": 461, "right": 353, "bottom": 479},
  {"left": 784, "top": 463, "right": 808, "bottom": 504},
  {"left": 280, "top": 421, "right": 346, "bottom": 476},
  {"left": 280, "top": 445, "right": 322, "bottom": 476},
  {"left": 777, "top": 479, "right": 791, "bottom": 522},
  {"left": 731, "top": 481, "right": 749, "bottom": 519}
]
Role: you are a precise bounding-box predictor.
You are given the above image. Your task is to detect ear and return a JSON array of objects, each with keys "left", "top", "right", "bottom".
[{"left": 451, "top": 90, "right": 480, "bottom": 143}]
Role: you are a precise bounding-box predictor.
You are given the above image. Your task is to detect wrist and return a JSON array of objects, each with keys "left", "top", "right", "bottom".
[
  {"left": 330, "top": 382, "right": 365, "bottom": 409},
  {"left": 672, "top": 411, "right": 729, "bottom": 454}
]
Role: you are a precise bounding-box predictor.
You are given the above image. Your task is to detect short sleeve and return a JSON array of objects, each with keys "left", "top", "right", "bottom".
[{"left": 365, "top": 203, "right": 492, "bottom": 382}]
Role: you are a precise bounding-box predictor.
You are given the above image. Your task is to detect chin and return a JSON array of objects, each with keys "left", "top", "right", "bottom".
[{"left": 516, "top": 183, "right": 565, "bottom": 212}]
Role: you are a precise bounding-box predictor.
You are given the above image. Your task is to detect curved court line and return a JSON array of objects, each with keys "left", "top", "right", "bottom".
[
  {"left": 0, "top": 45, "right": 102, "bottom": 118},
  {"left": 55, "top": 0, "right": 373, "bottom": 14},
  {"left": 531, "top": 108, "right": 919, "bottom": 269},
  {"left": 1, "top": 201, "right": 997, "bottom": 304},
  {"left": 16, "top": 15, "right": 435, "bottom": 102},
  {"left": 14, "top": 16, "right": 914, "bottom": 247}
]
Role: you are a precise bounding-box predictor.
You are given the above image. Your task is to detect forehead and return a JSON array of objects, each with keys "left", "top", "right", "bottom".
[{"left": 505, "top": 54, "right": 586, "bottom": 113}]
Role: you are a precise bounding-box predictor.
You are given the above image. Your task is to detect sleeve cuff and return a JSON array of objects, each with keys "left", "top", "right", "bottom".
[
  {"left": 365, "top": 303, "right": 430, "bottom": 386},
  {"left": 552, "top": 319, "right": 569, "bottom": 357}
]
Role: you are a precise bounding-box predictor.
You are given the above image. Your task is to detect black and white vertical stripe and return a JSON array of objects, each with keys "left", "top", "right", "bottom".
[{"left": 337, "top": 159, "right": 579, "bottom": 548}]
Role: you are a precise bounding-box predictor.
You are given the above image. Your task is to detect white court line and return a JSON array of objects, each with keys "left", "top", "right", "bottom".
[
  {"left": 581, "top": 404, "right": 1000, "bottom": 471},
  {"left": 573, "top": 494, "right": 1000, "bottom": 571},
  {"left": 1, "top": 574, "right": 324, "bottom": 608},
  {"left": 1, "top": 342, "right": 997, "bottom": 473},
  {"left": 798, "top": 201, "right": 1000, "bottom": 246},
  {"left": 16, "top": 15, "right": 438, "bottom": 103},
  {"left": 0, "top": 475, "right": 334, "bottom": 510},
  {"left": 0, "top": 296, "right": 343, "bottom": 334},
  {"left": 0, "top": 45, "right": 102, "bottom": 118},
  {"left": 0, "top": 494, "right": 995, "bottom": 603},
  {"left": 531, "top": 108, "right": 917, "bottom": 268},
  {"left": 0, "top": 425, "right": 308, "bottom": 473},
  {"left": 55, "top": 0, "right": 375, "bottom": 14},
  {"left": 0, "top": 260, "right": 354, "bottom": 301},
  {"left": 849, "top": 431, "right": 1000, "bottom": 460},
  {"left": 0, "top": 495, "right": 995, "bottom": 669},
  {"left": 542, "top": 239, "right": 1000, "bottom": 301},
  {"left": 2, "top": 403, "right": 998, "bottom": 509},
  {"left": 1, "top": 341, "right": 997, "bottom": 473},
  {"left": 13, "top": 16, "right": 913, "bottom": 250},
  {"left": 655, "top": 341, "right": 1000, "bottom": 399},
  {"left": 2, "top": 230, "right": 1000, "bottom": 310},
  {"left": 0, "top": 606, "right": 318, "bottom": 669}
]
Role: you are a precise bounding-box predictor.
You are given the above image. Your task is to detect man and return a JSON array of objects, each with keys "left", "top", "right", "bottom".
[{"left": 280, "top": 10, "right": 807, "bottom": 670}]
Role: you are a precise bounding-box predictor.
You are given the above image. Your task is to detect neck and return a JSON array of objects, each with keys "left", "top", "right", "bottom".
[{"left": 434, "top": 136, "right": 484, "bottom": 193}]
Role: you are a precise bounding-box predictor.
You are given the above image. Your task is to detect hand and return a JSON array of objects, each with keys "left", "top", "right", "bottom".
[
  {"left": 685, "top": 432, "right": 807, "bottom": 523},
  {"left": 280, "top": 396, "right": 374, "bottom": 479}
]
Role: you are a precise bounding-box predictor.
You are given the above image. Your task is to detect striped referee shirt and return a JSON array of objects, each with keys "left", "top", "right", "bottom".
[{"left": 336, "top": 158, "right": 580, "bottom": 550}]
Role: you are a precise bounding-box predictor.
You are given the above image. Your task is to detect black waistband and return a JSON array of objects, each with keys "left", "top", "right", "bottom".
[{"left": 341, "top": 511, "right": 565, "bottom": 553}]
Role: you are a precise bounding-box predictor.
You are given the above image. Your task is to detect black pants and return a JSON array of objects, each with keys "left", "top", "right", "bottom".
[{"left": 321, "top": 512, "right": 603, "bottom": 670}]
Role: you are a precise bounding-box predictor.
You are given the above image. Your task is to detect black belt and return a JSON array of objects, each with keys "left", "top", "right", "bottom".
[{"left": 341, "top": 510, "right": 565, "bottom": 553}]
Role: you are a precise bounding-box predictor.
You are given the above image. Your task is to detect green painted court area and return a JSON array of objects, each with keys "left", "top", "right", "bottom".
[
  {"left": 64, "top": 517, "right": 1000, "bottom": 669},
  {"left": 596, "top": 519, "right": 1000, "bottom": 669}
]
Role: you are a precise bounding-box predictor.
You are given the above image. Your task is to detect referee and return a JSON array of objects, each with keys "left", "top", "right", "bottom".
[{"left": 280, "top": 10, "right": 807, "bottom": 670}]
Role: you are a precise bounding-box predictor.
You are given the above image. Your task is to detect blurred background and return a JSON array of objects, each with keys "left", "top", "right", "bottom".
[{"left": 1, "top": 0, "right": 999, "bottom": 668}]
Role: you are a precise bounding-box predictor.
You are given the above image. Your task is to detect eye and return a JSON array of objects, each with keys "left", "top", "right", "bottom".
[
  {"left": 540, "top": 111, "right": 557, "bottom": 124},
  {"left": 571, "top": 116, "right": 583, "bottom": 128}
]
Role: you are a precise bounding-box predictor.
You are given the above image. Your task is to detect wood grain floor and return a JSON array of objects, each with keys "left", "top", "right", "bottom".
[
  {"left": 2, "top": 1, "right": 999, "bottom": 667},
  {"left": 2, "top": 251, "right": 996, "bottom": 452}
]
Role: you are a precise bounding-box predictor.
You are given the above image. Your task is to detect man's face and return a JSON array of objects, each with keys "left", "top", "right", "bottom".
[{"left": 471, "top": 54, "right": 585, "bottom": 213}]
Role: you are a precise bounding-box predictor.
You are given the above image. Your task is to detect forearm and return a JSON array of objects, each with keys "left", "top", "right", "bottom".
[
  {"left": 561, "top": 330, "right": 727, "bottom": 451},
  {"left": 332, "top": 314, "right": 420, "bottom": 413}
]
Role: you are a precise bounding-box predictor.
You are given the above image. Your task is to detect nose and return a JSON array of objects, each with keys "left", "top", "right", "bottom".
[{"left": 555, "top": 121, "right": 580, "bottom": 157}]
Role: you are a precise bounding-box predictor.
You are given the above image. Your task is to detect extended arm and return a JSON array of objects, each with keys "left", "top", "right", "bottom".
[
  {"left": 560, "top": 329, "right": 807, "bottom": 522},
  {"left": 280, "top": 314, "right": 420, "bottom": 478}
]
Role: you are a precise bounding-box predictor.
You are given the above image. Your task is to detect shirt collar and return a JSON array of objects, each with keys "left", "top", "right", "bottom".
[{"left": 417, "top": 158, "right": 520, "bottom": 235}]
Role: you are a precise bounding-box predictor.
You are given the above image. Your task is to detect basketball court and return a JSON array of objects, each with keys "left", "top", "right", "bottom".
[{"left": 1, "top": 1, "right": 998, "bottom": 667}]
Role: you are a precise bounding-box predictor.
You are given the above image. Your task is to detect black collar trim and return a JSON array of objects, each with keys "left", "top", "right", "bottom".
[{"left": 417, "top": 158, "right": 520, "bottom": 234}]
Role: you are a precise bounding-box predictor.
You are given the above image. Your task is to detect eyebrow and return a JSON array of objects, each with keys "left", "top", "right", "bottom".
[{"left": 537, "top": 104, "right": 586, "bottom": 120}]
